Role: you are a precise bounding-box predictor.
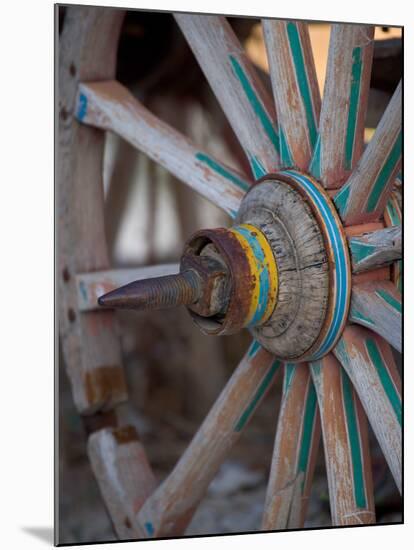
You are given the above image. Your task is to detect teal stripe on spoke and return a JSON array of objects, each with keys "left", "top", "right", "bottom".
[
  {"left": 344, "top": 47, "right": 363, "bottom": 170},
  {"left": 286, "top": 22, "right": 318, "bottom": 149},
  {"left": 366, "top": 132, "right": 402, "bottom": 213},
  {"left": 340, "top": 367, "right": 367, "bottom": 509},
  {"left": 248, "top": 339, "right": 262, "bottom": 358},
  {"left": 249, "top": 154, "right": 267, "bottom": 179},
  {"left": 297, "top": 381, "right": 317, "bottom": 487},
  {"left": 334, "top": 182, "right": 351, "bottom": 215},
  {"left": 283, "top": 363, "right": 297, "bottom": 394},
  {"left": 234, "top": 360, "right": 281, "bottom": 432},
  {"left": 279, "top": 126, "right": 294, "bottom": 166},
  {"left": 195, "top": 152, "right": 250, "bottom": 191},
  {"left": 375, "top": 288, "right": 401, "bottom": 313},
  {"left": 229, "top": 55, "right": 279, "bottom": 155},
  {"left": 309, "top": 135, "right": 322, "bottom": 179},
  {"left": 386, "top": 199, "right": 400, "bottom": 226},
  {"left": 365, "top": 338, "right": 401, "bottom": 425},
  {"left": 349, "top": 240, "right": 377, "bottom": 264},
  {"left": 351, "top": 308, "right": 375, "bottom": 326}
]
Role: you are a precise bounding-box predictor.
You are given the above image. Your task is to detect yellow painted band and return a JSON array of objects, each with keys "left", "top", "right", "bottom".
[
  {"left": 229, "top": 228, "right": 260, "bottom": 326},
  {"left": 241, "top": 224, "right": 279, "bottom": 324},
  {"left": 229, "top": 223, "right": 278, "bottom": 327}
]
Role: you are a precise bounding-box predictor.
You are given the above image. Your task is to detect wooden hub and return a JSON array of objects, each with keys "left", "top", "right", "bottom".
[{"left": 183, "top": 170, "right": 351, "bottom": 362}]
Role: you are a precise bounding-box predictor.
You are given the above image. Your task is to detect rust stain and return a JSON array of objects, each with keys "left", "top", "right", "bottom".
[
  {"left": 113, "top": 425, "right": 139, "bottom": 445},
  {"left": 84, "top": 365, "right": 127, "bottom": 407}
]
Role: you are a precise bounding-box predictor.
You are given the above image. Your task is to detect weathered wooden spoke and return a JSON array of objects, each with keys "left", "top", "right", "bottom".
[
  {"left": 310, "top": 354, "right": 375, "bottom": 525},
  {"left": 88, "top": 426, "right": 156, "bottom": 538},
  {"left": 350, "top": 280, "right": 401, "bottom": 351},
  {"left": 384, "top": 189, "right": 403, "bottom": 291},
  {"left": 348, "top": 226, "right": 402, "bottom": 274},
  {"left": 310, "top": 25, "right": 374, "bottom": 188},
  {"left": 175, "top": 14, "right": 280, "bottom": 177},
  {"left": 262, "top": 20, "right": 320, "bottom": 170},
  {"left": 334, "top": 80, "right": 402, "bottom": 225},
  {"left": 262, "top": 364, "right": 321, "bottom": 530},
  {"left": 76, "top": 81, "right": 250, "bottom": 217},
  {"left": 334, "top": 326, "right": 401, "bottom": 492},
  {"left": 136, "top": 342, "right": 281, "bottom": 537}
]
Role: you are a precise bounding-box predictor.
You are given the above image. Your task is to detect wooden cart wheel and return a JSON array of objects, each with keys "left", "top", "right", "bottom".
[{"left": 58, "top": 6, "right": 402, "bottom": 539}]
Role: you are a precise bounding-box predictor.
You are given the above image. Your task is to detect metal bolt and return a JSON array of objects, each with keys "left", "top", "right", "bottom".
[{"left": 98, "top": 270, "right": 202, "bottom": 312}]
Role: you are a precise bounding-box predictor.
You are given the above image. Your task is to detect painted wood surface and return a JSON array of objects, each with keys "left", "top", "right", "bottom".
[
  {"left": 175, "top": 14, "right": 280, "bottom": 177},
  {"left": 334, "top": 326, "right": 401, "bottom": 492},
  {"left": 88, "top": 426, "right": 156, "bottom": 539},
  {"left": 310, "top": 25, "right": 374, "bottom": 188},
  {"left": 236, "top": 178, "right": 329, "bottom": 360},
  {"left": 310, "top": 354, "right": 375, "bottom": 525},
  {"left": 262, "top": 20, "right": 321, "bottom": 171},
  {"left": 58, "top": 7, "right": 127, "bottom": 414},
  {"left": 348, "top": 226, "right": 401, "bottom": 273},
  {"left": 384, "top": 189, "right": 402, "bottom": 291},
  {"left": 76, "top": 264, "right": 179, "bottom": 312},
  {"left": 277, "top": 171, "right": 352, "bottom": 361},
  {"left": 262, "top": 364, "right": 321, "bottom": 529},
  {"left": 76, "top": 81, "right": 250, "bottom": 218},
  {"left": 335, "top": 81, "right": 402, "bottom": 225},
  {"left": 350, "top": 280, "right": 401, "bottom": 351},
  {"left": 136, "top": 342, "right": 281, "bottom": 537}
]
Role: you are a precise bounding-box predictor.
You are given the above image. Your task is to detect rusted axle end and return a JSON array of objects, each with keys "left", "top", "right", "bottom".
[{"left": 98, "top": 270, "right": 202, "bottom": 312}]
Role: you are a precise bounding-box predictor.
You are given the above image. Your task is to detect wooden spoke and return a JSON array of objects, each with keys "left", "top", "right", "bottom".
[
  {"left": 262, "top": 363, "right": 320, "bottom": 530},
  {"left": 76, "top": 81, "right": 251, "bottom": 217},
  {"left": 174, "top": 14, "right": 280, "bottom": 177},
  {"left": 262, "top": 20, "right": 321, "bottom": 170},
  {"left": 135, "top": 342, "right": 281, "bottom": 537},
  {"left": 309, "top": 25, "right": 374, "bottom": 188},
  {"left": 348, "top": 226, "right": 402, "bottom": 274},
  {"left": 334, "top": 326, "right": 401, "bottom": 492},
  {"left": 335, "top": 80, "right": 402, "bottom": 225},
  {"left": 350, "top": 280, "right": 401, "bottom": 351},
  {"left": 88, "top": 426, "right": 156, "bottom": 539},
  {"left": 76, "top": 264, "right": 179, "bottom": 312},
  {"left": 384, "top": 190, "right": 403, "bottom": 291},
  {"left": 310, "top": 354, "right": 375, "bottom": 526}
]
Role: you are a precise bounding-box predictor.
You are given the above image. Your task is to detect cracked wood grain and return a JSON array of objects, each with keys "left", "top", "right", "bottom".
[{"left": 76, "top": 80, "right": 250, "bottom": 217}]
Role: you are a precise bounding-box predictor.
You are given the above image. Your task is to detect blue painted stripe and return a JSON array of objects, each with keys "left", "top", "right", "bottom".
[
  {"left": 280, "top": 170, "right": 350, "bottom": 359},
  {"left": 234, "top": 225, "right": 270, "bottom": 326},
  {"left": 76, "top": 92, "right": 88, "bottom": 121}
]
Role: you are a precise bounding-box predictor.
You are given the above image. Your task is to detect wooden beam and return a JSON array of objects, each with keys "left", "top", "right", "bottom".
[
  {"left": 75, "top": 80, "right": 250, "bottom": 218},
  {"left": 135, "top": 342, "right": 281, "bottom": 537},
  {"left": 262, "top": 363, "right": 321, "bottom": 529},
  {"left": 348, "top": 226, "right": 401, "bottom": 273},
  {"left": 262, "top": 20, "right": 320, "bottom": 171},
  {"left": 310, "top": 354, "right": 375, "bottom": 525},
  {"left": 350, "top": 280, "right": 401, "bottom": 352},
  {"left": 58, "top": 8, "right": 127, "bottom": 414},
  {"left": 334, "top": 81, "right": 401, "bottom": 225},
  {"left": 76, "top": 264, "right": 179, "bottom": 312},
  {"left": 175, "top": 14, "right": 280, "bottom": 177},
  {"left": 334, "top": 325, "right": 401, "bottom": 492},
  {"left": 310, "top": 25, "right": 374, "bottom": 188},
  {"left": 88, "top": 426, "right": 156, "bottom": 539}
]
